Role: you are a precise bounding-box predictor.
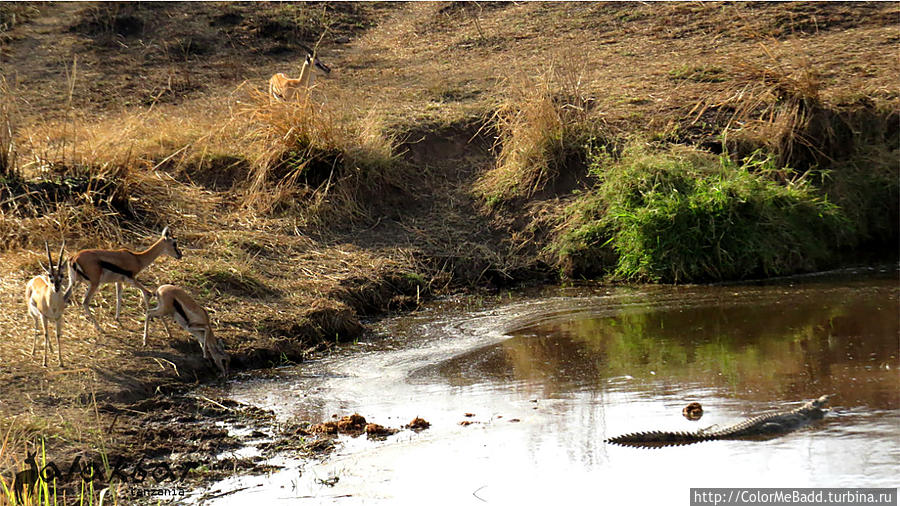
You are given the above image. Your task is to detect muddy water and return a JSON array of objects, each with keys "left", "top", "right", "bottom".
[{"left": 196, "top": 268, "right": 898, "bottom": 504}]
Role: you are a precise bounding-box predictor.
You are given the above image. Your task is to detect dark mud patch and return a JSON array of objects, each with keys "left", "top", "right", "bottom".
[
  {"left": 111, "top": 396, "right": 272, "bottom": 460},
  {"left": 88, "top": 395, "right": 344, "bottom": 491},
  {"left": 94, "top": 405, "right": 422, "bottom": 495}
]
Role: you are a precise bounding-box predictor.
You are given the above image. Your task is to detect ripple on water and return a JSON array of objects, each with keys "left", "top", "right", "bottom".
[{"left": 194, "top": 270, "right": 899, "bottom": 504}]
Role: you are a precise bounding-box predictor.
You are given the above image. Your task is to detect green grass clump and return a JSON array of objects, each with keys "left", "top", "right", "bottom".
[
  {"left": 668, "top": 64, "right": 727, "bottom": 83},
  {"left": 821, "top": 142, "right": 899, "bottom": 248},
  {"left": 554, "top": 142, "right": 851, "bottom": 282}
]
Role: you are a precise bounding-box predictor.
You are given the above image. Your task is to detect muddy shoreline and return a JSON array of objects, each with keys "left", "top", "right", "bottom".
[{"left": 2, "top": 281, "right": 488, "bottom": 502}]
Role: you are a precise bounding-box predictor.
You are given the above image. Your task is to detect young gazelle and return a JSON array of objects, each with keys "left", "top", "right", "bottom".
[
  {"left": 268, "top": 52, "right": 331, "bottom": 101},
  {"left": 67, "top": 227, "right": 182, "bottom": 339},
  {"left": 25, "top": 242, "right": 69, "bottom": 367},
  {"left": 144, "top": 284, "right": 229, "bottom": 376}
]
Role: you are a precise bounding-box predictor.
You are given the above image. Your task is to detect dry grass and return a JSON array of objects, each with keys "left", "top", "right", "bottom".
[
  {"left": 474, "top": 61, "right": 598, "bottom": 206},
  {"left": 0, "top": 78, "right": 18, "bottom": 179},
  {"left": 689, "top": 48, "right": 827, "bottom": 170},
  {"left": 238, "top": 86, "right": 401, "bottom": 226}
]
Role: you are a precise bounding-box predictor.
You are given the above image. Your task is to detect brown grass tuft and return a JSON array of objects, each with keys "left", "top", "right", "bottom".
[
  {"left": 694, "top": 48, "right": 833, "bottom": 170},
  {"left": 474, "top": 60, "right": 598, "bottom": 206},
  {"left": 0, "top": 78, "right": 19, "bottom": 179},
  {"left": 238, "top": 85, "right": 402, "bottom": 227}
]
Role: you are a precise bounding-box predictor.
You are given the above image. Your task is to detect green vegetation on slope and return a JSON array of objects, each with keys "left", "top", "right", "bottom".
[{"left": 553, "top": 142, "right": 851, "bottom": 282}]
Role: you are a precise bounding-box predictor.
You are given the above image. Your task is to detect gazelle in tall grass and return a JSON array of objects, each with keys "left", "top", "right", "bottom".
[
  {"left": 67, "top": 227, "right": 182, "bottom": 339},
  {"left": 25, "top": 241, "right": 69, "bottom": 367},
  {"left": 144, "top": 284, "right": 230, "bottom": 376},
  {"left": 269, "top": 52, "right": 332, "bottom": 102}
]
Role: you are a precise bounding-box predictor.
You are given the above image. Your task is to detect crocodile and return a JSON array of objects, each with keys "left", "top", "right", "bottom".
[{"left": 606, "top": 395, "right": 831, "bottom": 448}]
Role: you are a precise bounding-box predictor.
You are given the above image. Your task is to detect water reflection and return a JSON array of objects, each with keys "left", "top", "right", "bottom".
[
  {"left": 419, "top": 279, "right": 899, "bottom": 409},
  {"left": 200, "top": 271, "right": 899, "bottom": 504}
]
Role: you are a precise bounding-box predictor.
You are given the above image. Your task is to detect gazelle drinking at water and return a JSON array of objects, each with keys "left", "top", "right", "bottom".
[
  {"left": 269, "top": 52, "right": 332, "bottom": 101},
  {"left": 144, "top": 284, "right": 229, "bottom": 376},
  {"left": 25, "top": 241, "right": 69, "bottom": 367},
  {"left": 67, "top": 227, "right": 182, "bottom": 339}
]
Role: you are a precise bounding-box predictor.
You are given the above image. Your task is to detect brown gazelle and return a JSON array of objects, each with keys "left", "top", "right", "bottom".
[
  {"left": 25, "top": 241, "right": 69, "bottom": 367},
  {"left": 67, "top": 227, "right": 182, "bottom": 339},
  {"left": 268, "top": 52, "right": 331, "bottom": 101},
  {"left": 144, "top": 284, "right": 229, "bottom": 376}
]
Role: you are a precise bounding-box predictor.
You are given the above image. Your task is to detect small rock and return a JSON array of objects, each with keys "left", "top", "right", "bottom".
[
  {"left": 683, "top": 402, "right": 703, "bottom": 421},
  {"left": 406, "top": 417, "right": 430, "bottom": 431}
]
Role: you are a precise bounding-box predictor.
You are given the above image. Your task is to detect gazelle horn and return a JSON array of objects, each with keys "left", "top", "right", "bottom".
[
  {"left": 57, "top": 241, "right": 66, "bottom": 271},
  {"left": 43, "top": 241, "right": 53, "bottom": 273}
]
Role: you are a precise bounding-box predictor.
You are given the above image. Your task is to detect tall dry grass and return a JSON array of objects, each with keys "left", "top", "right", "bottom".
[
  {"left": 474, "top": 60, "right": 598, "bottom": 207},
  {"left": 7, "top": 72, "right": 402, "bottom": 243},
  {"left": 0, "top": 78, "right": 18, "bottom": 180},
  {"left": 239, "top": 86, "right": 400, "bottom": 227},
  {"left": 2, "top": 70, "right": 247, "bottom": 250},
  {"left": 694, "top": 49, "right": 829, "bottom": 171}
]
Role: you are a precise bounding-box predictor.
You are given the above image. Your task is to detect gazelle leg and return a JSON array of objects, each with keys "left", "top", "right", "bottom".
[
  {"left": 30, "top": 308, "right": 41, "bottom": 330},
  {"left": 30, "top": 310, "right": 40, "bottom": 356},
  {"left": 162, "top": 319, "right": 174, "bottom": 340},
  {"left": 41, "top": 317, "right": 49, "bottom": 367},
  {"left": 141, "top": 287, "right": 151, "bottom": 346},
  {"left": 124, "top": 278, "right": 153, "bottom": 343},
  {"left": 144, "top": 299, "right": 167, "bottom": 346},
  {"left": 55, "top": 319, "right": 63, "bottom": 367},
  {"left": 82, "top": 283, "right": 102, "bottom": 333},
  {"left": 193, "top": 327, "right": 210, "bottom": 359},
  {"left": 142, "top": 313, "right": 152, "bottom": 345},
  {"left": 45, "top": 315, "right": 53, "bottom": 353}
]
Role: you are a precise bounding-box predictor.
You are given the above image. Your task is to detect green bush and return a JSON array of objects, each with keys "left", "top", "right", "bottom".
[{"left": 555, "top": 142, "right": 851, "bottom": 282}]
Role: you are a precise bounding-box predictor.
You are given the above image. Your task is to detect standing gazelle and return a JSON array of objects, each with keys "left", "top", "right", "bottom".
[
  {"left": 268, "top": 52, "right": 332, "bottom": 102},
  {"left": 144, "top": 284, "right": 229, "bottom": 376},
  {"left": 25, "top": 242, "right": 69, "bottom": 367},
  {"left": 67, "top": 227, "right": 182, "bottom": 340}
]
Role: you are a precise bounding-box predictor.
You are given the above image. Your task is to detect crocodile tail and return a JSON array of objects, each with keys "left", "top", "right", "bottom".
[{"left": 605, "top": 430, "right": 711, "bottom": 448}]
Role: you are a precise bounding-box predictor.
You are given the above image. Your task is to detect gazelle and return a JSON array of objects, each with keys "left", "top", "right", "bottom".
[
  {"left": 67, "top": 227, "right": 182, "bottom": 340},
  {"left": 25, "top": 241, "right": 69, "bottom": 367},
  {"left": 269, "top": 52, "right": 331, "bottom": 101},
  {"left": 144, "top": 284, "right": 229, "bottom": 376}
]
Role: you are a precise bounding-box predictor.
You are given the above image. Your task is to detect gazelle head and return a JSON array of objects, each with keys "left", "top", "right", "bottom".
[
  {"left": 161, "top": 226, "right": 183, "bottom": 260},
  {"left": 39, "top": 241, "right": 67, "bottom": 293},
  {"left": 307, "top": 53, "right": 331, "bottom": 75},
  {"left": 209, "top": 337, "right": 230, "bottom": 377}
]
